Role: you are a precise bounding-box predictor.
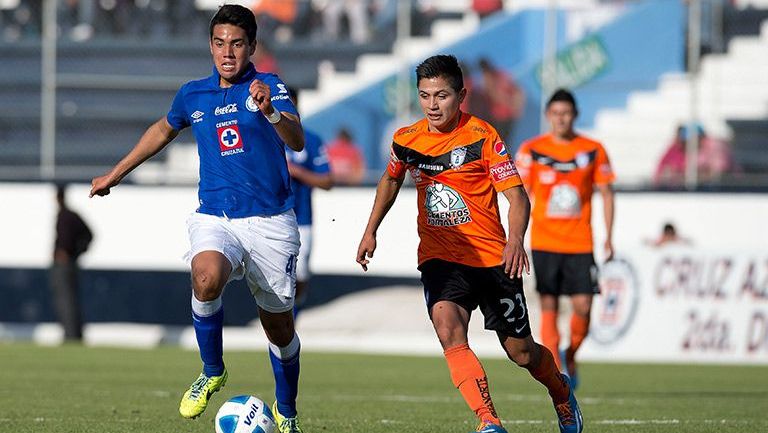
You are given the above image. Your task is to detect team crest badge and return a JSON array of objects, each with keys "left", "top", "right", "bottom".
[
  {"left": 245, "top": 95, "right": 259, "bottom": 112},
  {"left": 591, "top": 257, "right": 640, "bottom": 345},
  {"left": 450, "top": 147, "right": 467, "bottom": 169},
  {"left": 576, "top": 152, "right": 590, "bottom": 168}
]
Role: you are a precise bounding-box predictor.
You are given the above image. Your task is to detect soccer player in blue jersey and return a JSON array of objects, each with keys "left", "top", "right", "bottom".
[
  {"left": 285, "top": 87, "right": 333, "bottom": 317},
  {"left": 90, "top": 5, "right": 306, "bottom": 432}
]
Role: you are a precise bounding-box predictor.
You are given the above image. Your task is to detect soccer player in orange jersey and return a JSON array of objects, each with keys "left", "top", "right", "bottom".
[
  {"left": 515, "top": 89, "right": 616, "bottom": 390},
  {"left": 356, "top": 55, "right": 583, "bottom": 433}
]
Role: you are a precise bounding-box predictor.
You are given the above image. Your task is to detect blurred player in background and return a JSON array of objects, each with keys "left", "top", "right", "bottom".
[
  {"left": 90, "top": 5, "right": 306, "bottom": 432},
  {"left": 356, "top": 55, "right": 582, "bottom": 433},
  {"left": 515, "top": 89, "right": 615, "bottom": 390},
  {"left": 50, "top": 184, "right": 93, "bottom": 342},
  {"left": 286, "top": 87, "right": 333, "bottom": 317}
]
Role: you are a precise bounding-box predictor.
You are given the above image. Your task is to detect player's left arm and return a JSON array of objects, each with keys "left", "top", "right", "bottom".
[
  {"left": 288, "top": 163, "right": 333, "bottom": 190},
  {"left": 501, "top": 185, "right": 531, "bottom": 278},
  {"left": 249, "top": 79, "right": 304, "bottom": 151},
  {"left": 597, "top": 183, "right": 615, "bottom": 261}
]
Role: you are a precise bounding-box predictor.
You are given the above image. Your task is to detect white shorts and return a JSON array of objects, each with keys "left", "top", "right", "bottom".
[
  {"left": 185, "top": 210, "right": 300, "bottom": 313},
  {"left": 296, "top": 225, "right": 312, "bottom": 282}
]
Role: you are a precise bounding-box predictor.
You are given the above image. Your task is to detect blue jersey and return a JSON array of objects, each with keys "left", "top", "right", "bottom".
[
  {"left": 167, "top": 64, "right": 298, "bottom": 218},
  {"left": 286, "top": 130, "right": 330, "bottom": 226}
]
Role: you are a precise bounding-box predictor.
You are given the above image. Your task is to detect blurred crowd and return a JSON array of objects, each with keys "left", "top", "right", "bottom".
[{"left": 0, "top": 0, "right": 447, "bottom": 43}]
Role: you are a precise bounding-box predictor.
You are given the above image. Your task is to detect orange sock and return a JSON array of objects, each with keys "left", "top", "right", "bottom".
[
  {"left": 527, "top": 344, "right": 569, "bottom": 404},
  {"left": 540, "top": 310, "right": 561, "bottom": 370},
  {"left": 444, "top": 343, "right": 501, "bottom": 425},
  {"left": 569, "top": 313, "right": 590, "bottom": 354}
]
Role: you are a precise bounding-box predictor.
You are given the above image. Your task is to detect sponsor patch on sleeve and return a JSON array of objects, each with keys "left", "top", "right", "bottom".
[{"left": 490, "top": 160, "right": 519, "bottom": 182}]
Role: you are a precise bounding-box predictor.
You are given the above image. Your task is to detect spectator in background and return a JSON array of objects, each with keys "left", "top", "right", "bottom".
[
  {"left": 285, "top": 87, "right": 333, "bottom": 317},
  {"left": 472, "top": 0, "right": 503, "bottom": 20},
  {"left": 1, "top": 0, "right": 41, "bottom": 41},
  {"left": 327, "top": 127, "right": 366, "bottom": 185},
  {"left": 458, "top": 60, "right": 489, "bottom": 120},
  {"left": 477, "top": 57, "right": 525, "bottom": 148},
  {"left": 59, "top": 0, "right": 95, "bottom": 41},
  {"left": 654, "top": 123, "right": 735, "bottom": 186},
  {"left": 251, "top": 0, "right": 298, "bottom": 42},
  {"left": 251, "top": 41, "right": 280, "bottom": 74},
  {"left": 316, "top": 0, "right": 369, "bottom": 44},
  {"left": 645, "top": 222, "right": 692, "bottom": 247},
  {"left": 50, "top": 184, "right": 93, "bottom": 342}
]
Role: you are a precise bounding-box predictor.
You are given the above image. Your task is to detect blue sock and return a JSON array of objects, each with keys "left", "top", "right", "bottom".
[
  {"left": 192, "top": 298, "right": 225, "bottom": 377},
  {"left": 269, "top": 334, "right": 301, "bottom": 417}
]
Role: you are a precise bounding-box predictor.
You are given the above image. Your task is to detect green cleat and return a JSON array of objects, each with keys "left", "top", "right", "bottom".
[
  {"left": 272, "top": 401, "right": 303, "bottom": 433},
  {"left": 178, "top": 369, "right": 228, "bottom": 419}
]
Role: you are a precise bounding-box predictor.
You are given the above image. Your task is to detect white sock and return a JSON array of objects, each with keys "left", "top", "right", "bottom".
[{"left": 269, "top": 333, "right": 301, "bottom": 360}]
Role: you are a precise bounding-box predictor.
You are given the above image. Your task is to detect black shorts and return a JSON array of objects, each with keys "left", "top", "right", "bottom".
[
  {"left": 418, "top": 258, "right": 532, "bottom": 339},
  {"left": 531, "top": 250, "right": 599, "bottom": 296}
]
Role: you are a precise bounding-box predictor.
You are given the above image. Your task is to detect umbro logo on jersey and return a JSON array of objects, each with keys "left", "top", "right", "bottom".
[
  {"left": 215, "top": 103, "right": 238, "bottom": 116},
  {"left": 191, "top": 111, "right": 204, "bottom": 123}
]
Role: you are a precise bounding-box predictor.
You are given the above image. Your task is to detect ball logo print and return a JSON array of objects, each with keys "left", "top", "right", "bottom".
[{"left": 215, "top": 395, "right": 276, "bottom": 433}]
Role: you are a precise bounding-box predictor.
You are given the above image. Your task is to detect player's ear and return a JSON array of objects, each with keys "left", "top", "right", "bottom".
[
  {"left": 458, "top": 88, "right": 467, "bottom": 105},
  {"left": 249, "top": 40, "right": 257, "bottom": 57}
]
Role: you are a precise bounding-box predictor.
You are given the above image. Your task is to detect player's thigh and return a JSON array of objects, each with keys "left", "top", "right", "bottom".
[
  {"left": 561, "top": 253, "right": 599, "bottom": 296},
  {"left": 477, "top": 266, "right": 532, "bottom": 340},
  {"left": 532, "top": 250, "right": 565, "bottom": 296},
  {"left": 239, "top": 211, "right": 301, "bottom": 311},
  {"left": 419, "top": 259, "right": 479, "bottom": 318},
  {"left": 186, "top": 213, "right": 246, "bottom": 287},
  {"left": 296, "top": 225, "right": 312, "bottom": 282}
]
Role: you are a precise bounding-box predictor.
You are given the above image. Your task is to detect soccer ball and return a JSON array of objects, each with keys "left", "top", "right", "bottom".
[{"left": 215, "top": 395, "right": 276, "bottom": 433}]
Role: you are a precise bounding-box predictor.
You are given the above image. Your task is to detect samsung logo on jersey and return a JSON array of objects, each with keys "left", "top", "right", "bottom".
[
  {"left": 418, "top": 163, "right": 444, "bottom": 171},
  {"left": 215, "top": 103, "right": 238, "bottom": 116}
]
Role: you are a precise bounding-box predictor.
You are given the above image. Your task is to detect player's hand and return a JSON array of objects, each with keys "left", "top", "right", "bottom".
[
  {"left": 604, "top": 240, "right": 615, "bottom": 262},
  {"left": 356, "top": 233, "right": 377, "bottom": 272},
  {"left": 502, "top": 238, "right": 529, "bottom": 279},
  {"left": 248, "top": 79, "right": 274, "bottom": 116},
  {"left": 90, "top": 173, "right": 118, "bottom": 198}
]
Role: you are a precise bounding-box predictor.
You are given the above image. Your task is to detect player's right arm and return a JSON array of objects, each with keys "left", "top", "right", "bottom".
[
  {"left": 90, "top": 118, "right": 178, "bottom": 197},
  {"left": 356, "top": 170, "right": 405, "bottom": 271}
]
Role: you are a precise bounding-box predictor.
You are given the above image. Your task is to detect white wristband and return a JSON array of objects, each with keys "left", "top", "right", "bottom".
[{"left": 265, "top": 110, "right": 281, "bottom": 124}]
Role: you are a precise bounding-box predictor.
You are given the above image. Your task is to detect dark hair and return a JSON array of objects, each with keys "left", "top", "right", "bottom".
[
  {"left": 209, "top": 4, "right": 257, "bottom": 44},
  {"left": 663, "top": 223, "right": 676, "bottom": 235},
  {"left": 547, "top": 88, "right": 578, "bottom": 114},
  {"left": 288, "top": 86, "right": 298, "bottom": 104},
  {"left": 415, "top": 54, "right": 464, "bottom": 93}
]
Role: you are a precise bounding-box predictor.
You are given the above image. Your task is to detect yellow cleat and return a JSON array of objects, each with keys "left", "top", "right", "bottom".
[
  {"left": 179, "top": 369, "right": 228, "bottom": 419},
  {"left": 272, "top": 401, "right": 303, "bottom": 433}
]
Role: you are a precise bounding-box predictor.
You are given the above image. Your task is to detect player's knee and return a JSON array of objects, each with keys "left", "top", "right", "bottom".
[
  {"left": 262, "top": 319, "right": 294, "bottom": 346},
  {"left": 191, "top": 269, "right": 223, "bottom": 300},
  {"left": 506, "top": 344, "right": 533, "bottom": 367}
]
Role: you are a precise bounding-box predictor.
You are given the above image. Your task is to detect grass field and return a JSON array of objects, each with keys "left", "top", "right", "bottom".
[{"left": 1, "top": 343, "right": 766, "bottom": 433}]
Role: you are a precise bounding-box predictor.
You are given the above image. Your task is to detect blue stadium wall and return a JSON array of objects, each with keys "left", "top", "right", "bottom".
[{"left": 303, "top": 0, "right": 684, "bottom": 174}]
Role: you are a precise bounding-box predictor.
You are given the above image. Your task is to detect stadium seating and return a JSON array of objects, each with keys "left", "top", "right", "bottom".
[{"left": 584, "top": 16, "right": 768, "bottom": 186}]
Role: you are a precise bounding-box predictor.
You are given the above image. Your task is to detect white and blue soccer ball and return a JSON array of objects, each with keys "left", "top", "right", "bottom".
[{"left": 215, "top": 395, "right": 276, "bottom": 433}]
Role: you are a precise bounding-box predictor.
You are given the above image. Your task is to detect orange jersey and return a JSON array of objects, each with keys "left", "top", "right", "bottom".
[
  {"left": 388, "top": 113, "right": 523, "bottom": 267},
  {"left": 515, "top": 133, "right": 614, "bottom": 254}
]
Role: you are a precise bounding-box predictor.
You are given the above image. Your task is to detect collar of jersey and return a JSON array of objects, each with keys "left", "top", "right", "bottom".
[{"left": 208, "top": 62, "right": 258, "bottom": 89}]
